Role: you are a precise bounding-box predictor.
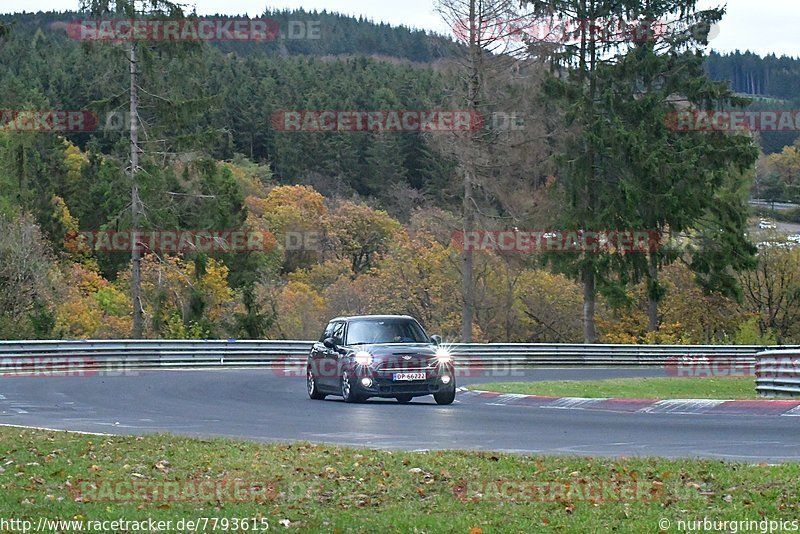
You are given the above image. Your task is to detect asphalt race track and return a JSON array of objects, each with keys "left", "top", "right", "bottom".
[{"left": 1, "top": 369, "right": 798, "bottom": 462}]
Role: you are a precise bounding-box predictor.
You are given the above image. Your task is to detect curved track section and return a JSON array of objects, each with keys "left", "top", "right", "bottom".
[{"left": 1, "top": 370, "right": 797, "bottom": 462}]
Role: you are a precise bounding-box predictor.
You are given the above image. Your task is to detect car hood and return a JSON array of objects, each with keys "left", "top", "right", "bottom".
[{"left": 346, "top": 343, "right": 437, "bottom": 358}]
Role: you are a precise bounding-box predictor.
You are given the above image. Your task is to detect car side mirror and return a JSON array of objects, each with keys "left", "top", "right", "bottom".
[
  {"left": 323, "top": 337, "right": 337, "bottom": 349},
  {"left": 430, "top": 335, "right": 442, "bottom": 346}
]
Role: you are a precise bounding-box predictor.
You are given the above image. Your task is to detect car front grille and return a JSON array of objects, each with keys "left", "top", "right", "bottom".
[
  {"left": 376, "top": 357, "right": 436, "bottom": 373},
  {"left": 379, "top": 366, "right": 431, "bottom": 372}
]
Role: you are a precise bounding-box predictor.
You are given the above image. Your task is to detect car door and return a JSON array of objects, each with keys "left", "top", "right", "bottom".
[
  {"left": 320, "top": 321, "right": 345, "bottom": 389},
  {"left": 310, "top": 322, "right": 334, "bottom": 389}
]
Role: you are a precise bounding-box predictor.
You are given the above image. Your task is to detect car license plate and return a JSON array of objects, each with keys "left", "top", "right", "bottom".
[{"left": 393, "top": 372, "right": 426, "bottom": 381}]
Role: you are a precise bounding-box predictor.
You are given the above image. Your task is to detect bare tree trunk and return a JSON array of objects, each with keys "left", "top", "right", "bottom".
[
  {"left": 130, "top": 41, "right": 143, "bottom": 339},
  {"left": 460, "top": 0, "right": 483, "bottom": 343},
  {"left": 461, "top": 167, "right": 475, "bottom": 342},
  {"left": 582, "top": 266, "right": 597, "bottom": 343},
  {"left": 647, "top": 252, "right": 659, "bottom": 332}
]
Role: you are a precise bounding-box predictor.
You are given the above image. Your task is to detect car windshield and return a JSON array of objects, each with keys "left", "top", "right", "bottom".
[{"left": 346, "top": 319, "right": 428, "bottom": 345}]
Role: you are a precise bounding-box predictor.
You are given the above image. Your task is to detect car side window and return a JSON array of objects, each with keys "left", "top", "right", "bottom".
[
  {"left": 331, "top": 322, "right": 345, "bottom": 344},
  {"left": 319, "top": 322, "right": 335, "bottom": 343}
]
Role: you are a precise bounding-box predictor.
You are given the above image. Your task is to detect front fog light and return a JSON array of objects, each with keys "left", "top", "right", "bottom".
[
  {"left": 441, "top": 375, "right": 451, "bottom": 385},
  {"left": 361, "top": 377, "right": 373, "bottom": 387}
]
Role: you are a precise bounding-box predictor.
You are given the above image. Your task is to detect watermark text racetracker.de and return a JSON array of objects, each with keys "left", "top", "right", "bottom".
[
  {"left": 665, "top": 357, "right": 755, "bottom": 378},
  {"left": 71, "top": 478, "right": 278, "bottom": 504},
  {"left": 271, "top": 110, "right": 525, "bottom": 133},
  {"left": 665, "top": 356, "right": 800, "bottom": 378},
  {"left": 453, "top": 16, "right": 674, "bottom": 44},
  {"left": 666, "top": 110, "right": 800, "bottom": 133},
  {"left": 65, "top": 230, "right": 275, "bottom": 254},
  {"left": 0, "top": 110, "right": 99, "bottom": 133},
  {"left": 0, "top": 358, "right": 136, "bottom": 378},
  {"left": 273, "top": 357, "right": 525, "bottom": 379},
  {"left": 1, "top": 110, "right": 142, "bottom": 133},
  {"left": 67, "top": 18, "right": 320, "bottom": 42},
  {"left": 452, "top": 476, "right": 663, "bottom": 503},
  {"left": 451, "top": 15, "right": 720, "bottom": 45},
  {"left": 451, "top": 230, "right": 661, "bottom": 254}
]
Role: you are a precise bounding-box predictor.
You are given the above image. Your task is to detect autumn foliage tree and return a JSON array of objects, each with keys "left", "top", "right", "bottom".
[
  {"left": 118, "top": 254, "right": 237, "bottom": 339},
  {"left": 326, "top": 202, "right": 402, "bottom": 275},
  {"left": 55, "top": 264, "right": 130, "bottom": 339},
  {"left": 246, "top": 184, "right": 328, "bottom": 273}
]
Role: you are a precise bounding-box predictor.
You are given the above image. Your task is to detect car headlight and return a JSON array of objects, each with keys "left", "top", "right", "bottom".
[
  {"left": 354, "top": 351, "right": 373, "bottom": 366},
  {"left": 435, "top": 347, "right": 452, "bottom": 364}
]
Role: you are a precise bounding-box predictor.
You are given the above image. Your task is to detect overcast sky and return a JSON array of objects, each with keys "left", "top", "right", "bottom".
[{"left": 2, "top": 0, "right": 798, "bottom": 58}]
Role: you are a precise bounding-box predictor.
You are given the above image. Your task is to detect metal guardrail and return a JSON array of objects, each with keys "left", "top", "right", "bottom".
[
  {"left": 0, "top": 340, "right": 792, "bottom": 374},
  {"left": 0, "top": 340, "right": 314, "bottom": 372},
  {"left": 756, "top": 350, "right": 800, "bottom": 398}
]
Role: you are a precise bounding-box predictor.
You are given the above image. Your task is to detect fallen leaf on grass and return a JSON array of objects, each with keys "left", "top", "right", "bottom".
[{"left": 154, "top": 460, "right": 170, "bottom": 471}]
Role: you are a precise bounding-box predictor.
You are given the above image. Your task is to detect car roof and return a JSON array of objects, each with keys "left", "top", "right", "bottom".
[{"left": 329, "top": 315, "right": 416, "bottom": 322}]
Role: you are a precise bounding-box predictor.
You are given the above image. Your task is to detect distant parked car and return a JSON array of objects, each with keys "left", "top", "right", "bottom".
[
  {"left": 759, "top": 219, "right": 777, "bottom": 230},
  {"left": 306, "top": 315, "right": 456, "bottom": 405}
]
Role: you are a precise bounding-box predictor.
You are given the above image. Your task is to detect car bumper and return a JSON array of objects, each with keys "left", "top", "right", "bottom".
[{"left": 352, "top": 367, "right": 455, "bottom": 397}]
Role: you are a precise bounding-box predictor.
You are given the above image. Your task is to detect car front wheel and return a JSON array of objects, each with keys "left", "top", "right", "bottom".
[
  {"left": 341, "top": 370, "right": 363, "bottom": 403},
  {"left": 307, "top": 368, "right": 326, "bottom": 400},
  {"left": 433, "top": 387, "right": 456, "bottom": 405}
]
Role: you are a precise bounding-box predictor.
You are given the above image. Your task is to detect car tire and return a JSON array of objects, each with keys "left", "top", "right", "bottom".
[
  {"left": 307, "top": 368, "right": 326, "bottom": 400},
  {"left": 433, "top": 387, "right": 456, "bottom": 405},
  {"left": 341, "top": 370, "right": 363, "bottom": 403},
  {"left": 395, "top": 395, "right": 413, "bottom": 403}
]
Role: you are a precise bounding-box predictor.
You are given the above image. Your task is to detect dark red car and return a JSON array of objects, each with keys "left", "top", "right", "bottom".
[{"left": 306, "top": 315, "right": 456, "bottom": 404}]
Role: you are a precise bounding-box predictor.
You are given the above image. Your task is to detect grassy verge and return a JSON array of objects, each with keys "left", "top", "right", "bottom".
[
  {"left": 1, "top": 428, "right": 798, "bottom": 532},
  {"left": 468, "top": 377, "right": 769, "bottom": 400}
]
